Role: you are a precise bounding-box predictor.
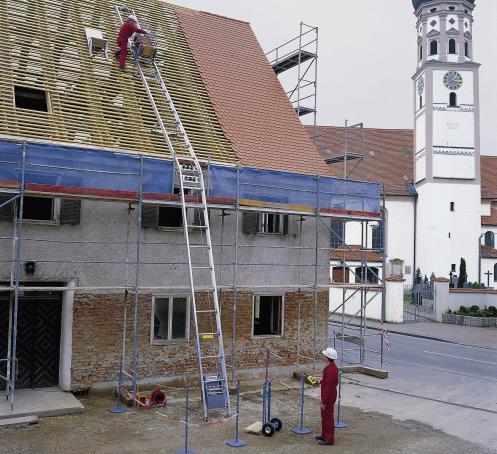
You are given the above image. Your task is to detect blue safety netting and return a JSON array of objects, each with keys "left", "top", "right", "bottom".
[{"left": 0, "top": 141, "right": 380, "bottom": 214}]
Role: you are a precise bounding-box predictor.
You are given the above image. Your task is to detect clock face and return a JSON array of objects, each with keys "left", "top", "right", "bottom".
[
  {"left": 417, "top": 77, "right": 425, "bottom": 96},
  {"left": 443, "top": 71, "right": 463, "bottom": 90}
]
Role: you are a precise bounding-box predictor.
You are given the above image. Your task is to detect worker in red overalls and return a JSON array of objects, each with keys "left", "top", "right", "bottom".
[
  {"left": 316, "top": 347, "right": 339, "bottom": 446},
  {"left": 116, "top": 14, "right": 148, "bottom": 71}
]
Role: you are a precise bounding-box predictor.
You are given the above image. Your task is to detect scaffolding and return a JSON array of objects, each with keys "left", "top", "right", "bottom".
[
  {"left": 267, "top": 23, "right": 319, "bottom": 142},
  {"left": 0, "top": 139, "right": 383, "bottom": 411}
]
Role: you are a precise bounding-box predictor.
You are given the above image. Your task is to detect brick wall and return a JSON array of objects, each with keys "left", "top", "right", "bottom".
[{"left": 71, "top": 290, "right": 328, "bottom": 388}]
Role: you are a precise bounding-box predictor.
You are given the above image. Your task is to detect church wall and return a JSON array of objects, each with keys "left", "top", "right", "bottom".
[
  {"left": 416, "top": 183, "right": 481, "bottom": 281},
  {"left": 481, "top": 202, "right": 491, "bottom": 216},
  {"left": 385, "top": 197, "right": 415, "bottom": 285},
  {"left": 433, "top": 70, "right": 474, "bottom": 105}
]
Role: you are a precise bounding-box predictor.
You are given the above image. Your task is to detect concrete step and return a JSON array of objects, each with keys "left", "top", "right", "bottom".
[{"left": 0, "top": 415, "right": 39, "bottom": 427}]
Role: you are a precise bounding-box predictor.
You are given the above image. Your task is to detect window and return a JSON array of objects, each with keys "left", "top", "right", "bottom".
[
  {"left": 372, "top": 221, "right": 384, "bottom": 252},
  {"left": 419, "top": 45, "right": 423, "bottom": 61},
  {"left": 430, "top": 8, "right": 437, "bottom": 13},
  {"left": 430, "top": 40, "right": 438, "bottom": 55},
  {"left": 448, "top": 39, "right": 457, "bottom": 54},
  {"left": 14, "top": 86, "right": 49, "bottom": 112},
  {"left": 465, "top": 42, "right": 469, "bottom": 57},
  {"left": 253, "top": 295, "right": 282, "bottom": 337},
  {"left": 449, "top": 92, "right": 457, "bottom": 107},
  {"left": 451, "top": 264, "right": 456, "bottom": 272},
  {"left": 448, "top": 232, "right": 451, "bottom": 238},
  {"left": 494, "top": 264, "right": 497, "bottom": 282},
  {"left": 485, "top": 231, "right": 495, "bottom": 248},
  {"left": 330, "top": 220, "right": 344, "bottom": 249},
  {"left": 152, "top": 296, "right": 189, "bottom": 343},
  {"left": 242, "top": 212, "right": 289, "bottom": 235},
  {"left": 450, "top": 202, "right": 455, "bottom": 212},
  {"left": 419, "top": 96, "right": 423, "bottom": 110},
  {"left": 448, "top": 6, "right": 455, "bottom": 10},
  {"left": 355, "top": 267, "right": 379, "bottom": 284},
  {"left": 21, "top": 197, "right": 55, "bottom": 221},
  {"left": 332, "top": 267, "right": 349, "bottom": 283}
]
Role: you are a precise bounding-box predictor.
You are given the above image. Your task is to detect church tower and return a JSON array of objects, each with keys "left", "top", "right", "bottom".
[{"left": 412, "top": 0, "right": 481, "bottom": 281}]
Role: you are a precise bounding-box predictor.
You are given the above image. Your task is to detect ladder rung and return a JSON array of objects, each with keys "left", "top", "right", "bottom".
[
  {"left": 201, "top": 355, "right": 223, "bottom": 360},
  {"left": 188, "top": 225, "right": 207, "bottom": 229},
  {"left": 199, "top": 332, "right": 218, "bottom": 337},
  {"left": 190, "top": 244, "right": 209, "bottom": 248},
  {"left": 192, "top": 266, "right": 212, "bottom": 270},
  {"left": 196, "top": 309, "right": 217, "bottom": 313}
]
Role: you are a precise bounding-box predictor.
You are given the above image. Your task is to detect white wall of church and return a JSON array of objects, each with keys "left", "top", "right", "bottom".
[
  {"left": 432, "top": 110, "right": 474, "bottom": 149},
  {"left": 416, "top": 183, "right": 481, "bottom": 281},
  {"left": 415, "top": 113, "right": 426, "bottom": 153},
  {"left": 481, "top": 202, "right": 491, "bottom": 216},
  {"left": 385, "top": 197, "right": 415, "bottom": 285}
]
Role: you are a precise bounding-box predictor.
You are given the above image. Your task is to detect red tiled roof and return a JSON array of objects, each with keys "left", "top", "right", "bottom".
[
  {"left": 309, "top": 126, "right": 414, "bottom": 196},
  {"left": 481, "top": 244, "right": 497, "bottom": 259},
  {"left": 481, "top": 156, "right": 497, "bottom": 200},
  {"left": 330, "top": 244, "right": 383, "bottom": 263},
  {"left": 175, "top": 7, "right": 330, "bottom": 176},
  {"left": 308, "top": 126, "right": 497, "bottom": 200},
  {"left": 482, "top": 202, "right": 497, "bottom": 225}
]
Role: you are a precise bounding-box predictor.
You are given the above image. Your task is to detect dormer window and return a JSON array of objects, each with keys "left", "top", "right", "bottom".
[
  {"left": 14, "top": 86, "right": 49, "bottom": 112},
  {"left": 448, "top": 6, "right": 456, "bottom": 11}
]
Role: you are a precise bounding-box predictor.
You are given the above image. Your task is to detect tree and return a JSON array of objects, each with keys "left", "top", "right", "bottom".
[
  {"left": 415, "top": 267, "right": 422, "bottom": 284},
  {"left": 458, "top": 258, "right": 467, "bottom": 288}
]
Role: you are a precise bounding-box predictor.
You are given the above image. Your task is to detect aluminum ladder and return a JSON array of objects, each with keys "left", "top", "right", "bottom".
[{"left": 115, "top": 5, "right": 231, "bottom": 421}]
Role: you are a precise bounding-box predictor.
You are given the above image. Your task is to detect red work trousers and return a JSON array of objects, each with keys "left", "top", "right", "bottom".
[
  {"left": 118, "top": 42, "right": 128, "bottom": 69},
  {"left": 321, "top": 404, "right": 335, "bottom": 444}
]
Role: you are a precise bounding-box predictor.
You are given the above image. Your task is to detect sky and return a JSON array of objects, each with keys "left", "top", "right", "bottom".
[{"left": 171, "top": 0, "right": 497, "bottom": 155}]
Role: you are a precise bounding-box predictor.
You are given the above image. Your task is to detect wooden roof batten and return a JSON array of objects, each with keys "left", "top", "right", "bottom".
[{"left": 0, "top": 0, "right": 236, "bottom": 164}]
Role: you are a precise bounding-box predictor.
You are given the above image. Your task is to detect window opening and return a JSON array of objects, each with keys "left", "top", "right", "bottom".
[
  {"left": 430, "top": 40, "right": 438, "bottom": 55},
  {"left": 430, "top": 8, "right": 437, "bottom": 13},
  {"left": 485, "top": 231, "right": 495, "bottom": 248},
  {"left": 494, "top": 264, "right": 497, "bottom": 282},
  {"left": 14, "top": 86, "right": 49, "bottom": 112},
  {"left": 330, "top": 220, "right": 344, "bottom": 249},
  {"left": 152, "top": 296, "right": 188, "bottom": 342},
  {"left": 419, "top": 45, "right": 423, "bottom": 61},
  {"left": 19, "top": 197, "right": 54, "bottom": 221},
  {"left": 355, "top": 267, "right": 379, "bottom": 284},
  {"left": 449, "top": 92, "right": 457, "bottom": 107},
  {"left": 419, "top": 96, "right": 423, "bottom": 110},
  {"left": 448, "top": 6, "right": 455, "bottom": 10},
  {"left": 448, "top": 39, "right": 457, "bottom": 54},
  {"left": 259, "top": 213, "right": 286, "bottom": 234},
  {"left": 451, "top": 264, "right": 456, "bottom": 272},
  {"left": 332, "top": 267, "right": 349, "bottom": 284},
  {"left": 450, "top": 202, "right": 455, "bottom": 212},
  {"left": 372, "top": 220, "right": 384, "bottom": 251},
  {"left": 465, "top": 42, "right": 469, "bottom": 57},
  {"left": 253, "top": 295, "right": 282, "bottom": 336}
]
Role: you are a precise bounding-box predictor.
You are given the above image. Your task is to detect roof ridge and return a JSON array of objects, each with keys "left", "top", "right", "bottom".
[{"left": 171, "top": 3, "right": 249, "bottom": 25}]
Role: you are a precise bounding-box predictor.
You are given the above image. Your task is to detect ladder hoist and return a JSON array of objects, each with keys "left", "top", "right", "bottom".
[{"left": 115, "top": 5, "right": 231, "bottom": 421}]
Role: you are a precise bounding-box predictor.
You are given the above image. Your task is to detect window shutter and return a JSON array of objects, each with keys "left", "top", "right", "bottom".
[
  {"left": 0, "top": 195, "right": 15, "bottom": 222},
  {"left": 142, "top": 205, "right": 159, "bottom": 229},
  {"left": 282, "top": 215, "right": 289, "bottom": 235},
  {"left": 60, "top": 199, "right": 81, "bottom": 225},
  {"left": 242, "top": 212, "right": 259, "bottom": 234}
]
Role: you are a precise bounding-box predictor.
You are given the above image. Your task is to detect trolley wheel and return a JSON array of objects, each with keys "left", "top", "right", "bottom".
[
  {"left": 270, "top": 417, "right": 283, "bottom": 432},
  {"left": 262, "top": 422, "right": 275, "bottom": 437}
]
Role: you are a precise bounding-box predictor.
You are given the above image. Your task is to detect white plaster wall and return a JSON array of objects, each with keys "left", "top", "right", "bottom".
[
  {"left": 343, "top": 221, "right": 381, "bottom": 250},
  {"left": 433, "top": 153, "right": 475, "bottom": 179},
  {"left": 415, "top": 112, "right": 426, "bottom": 153},
  {"left": 428, "top": 15, "right": 440, "bottom": 33},
  {"left": 384, "top": 198, "right": 415, "bottom": 285},
  {"left": 416, "top": 154, "right": 426, "bottom": 183},
  {"left": 446, "top": 15, "right": 459, "bottom": 31},
  {"left": 432, "top": 110, "right": 475, "bottom": 149},
  {"left": 329, "top": 288, "right": 382, "bottom": 320},
  {"left": 416, "top": 183, "right": 481, "bottom": 281},
  {"left": 447, "top": 290, "right": 497, "bottom": 311},
  {"left": 433, "top": 70, "right": 474, "bottom": 105},
  {"left": 481, "top": 202, "right": 491, "bottom": 216}
]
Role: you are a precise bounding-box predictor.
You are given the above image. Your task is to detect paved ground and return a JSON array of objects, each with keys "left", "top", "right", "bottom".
[
  {"left": 0, "top": 388, "right": 492, "bottom": 454},
  {"left": 329, "top": 324, "right": 497, "bottom": 452}
]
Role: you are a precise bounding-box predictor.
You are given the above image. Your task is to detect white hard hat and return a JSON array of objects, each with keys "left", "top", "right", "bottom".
[
  {"left": 128, "top": 14, "right": 137, "bottom": 22},
  {"left": 322, "top": 347, "right": 338, "bottom": 360}
]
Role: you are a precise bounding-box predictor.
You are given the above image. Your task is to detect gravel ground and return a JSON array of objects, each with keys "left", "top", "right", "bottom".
[{"left": 0, "top": 386, "right": 493, "bottom": 454}]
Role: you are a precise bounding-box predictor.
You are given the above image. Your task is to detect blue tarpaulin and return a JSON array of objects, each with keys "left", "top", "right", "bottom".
[{"left": 0, "top": 141, "right": 380, "bottom": 215}]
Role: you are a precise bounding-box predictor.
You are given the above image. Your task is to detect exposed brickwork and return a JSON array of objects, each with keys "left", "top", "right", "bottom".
[{"left": 71, "top": 290, "right": 328, "bottom": 388}]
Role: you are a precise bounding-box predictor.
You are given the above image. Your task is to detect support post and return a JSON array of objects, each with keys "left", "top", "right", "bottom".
[
  {"left": 9, "top": 142, "right": 26, "bottom": 411},
  {"left": 231, "top": 166, "right": 240, "bottom": 381},
  {"left": 225, "top": 380, "right": 248, "bottom": 448},
  {"left": 292, "top": 373, "right": 311, "bottom": 435},
  {"left": 335, "top": 369, "right": 347, "bottom": 429},
  {"left": 176, "top": 386, "right": 196, "bottom": 454},
  {"left": 131, "top": 155, "right": 144, "bottom": 405}
]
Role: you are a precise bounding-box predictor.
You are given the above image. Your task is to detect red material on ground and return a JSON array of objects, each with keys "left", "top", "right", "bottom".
[{"left": 320, "top": 361, "right": 339, "bottom": 444}]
